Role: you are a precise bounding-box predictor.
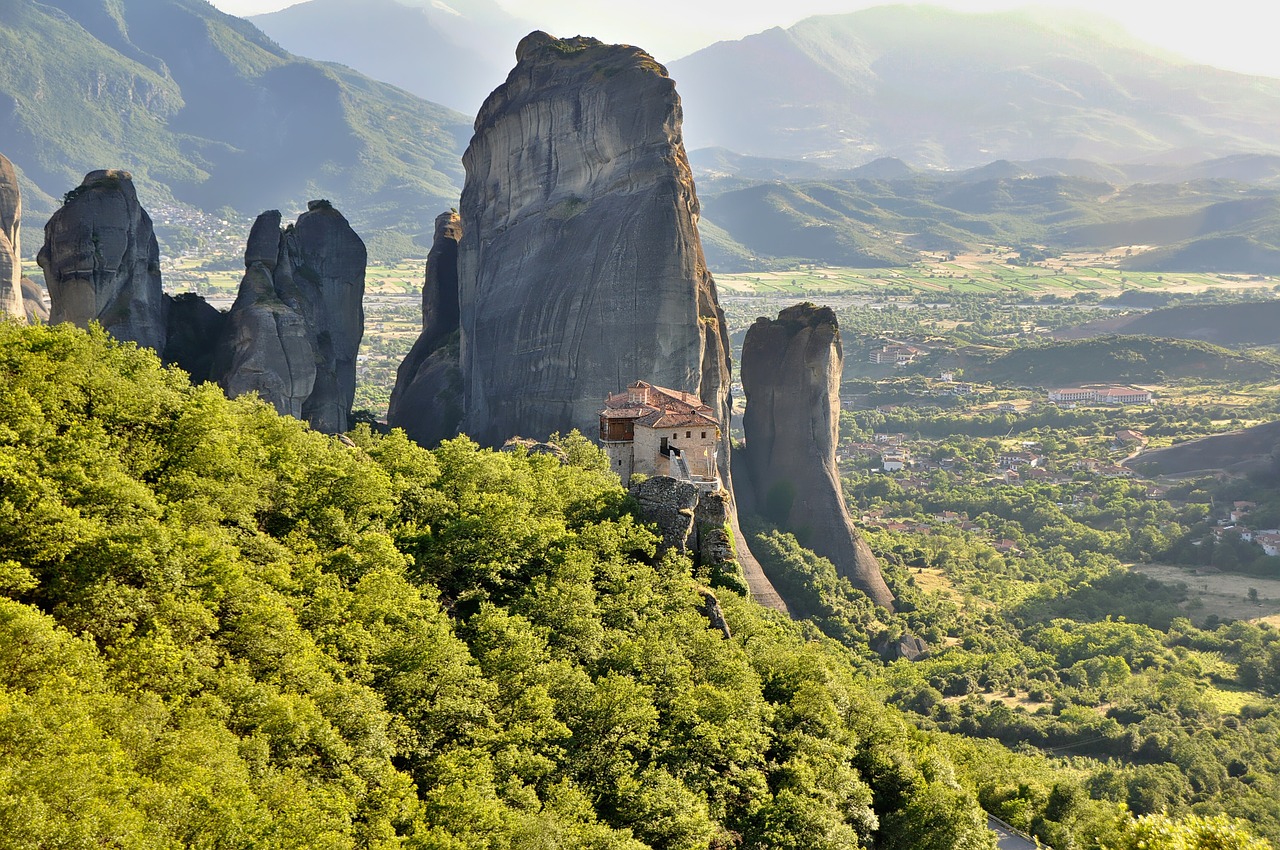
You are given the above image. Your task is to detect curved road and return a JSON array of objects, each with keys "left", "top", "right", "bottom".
[{"left": 989, "top": 814, "right": 1038, "bottom": 850}]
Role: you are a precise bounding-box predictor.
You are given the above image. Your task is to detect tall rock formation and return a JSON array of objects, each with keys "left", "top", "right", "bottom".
[
  {"left": 0, "top": 154, "right": 23, "bottom": 322},
  {"left": 387, "top": 211, "right": 464, "bottom": 446},
  {"left": 740, "top": 303, "right": 895, "bottom": 610},
  {"left": 215, "top": 201, "right": 365, "bottom": 434},
  {"left": 292, "top": 201, "right": 366, "bottom": 433},
  {"left": 38, "top": 170, "right": 166, "bottom": 350},
  {"left": 456, "top": 31, "right": 732, "bottom": 449}
]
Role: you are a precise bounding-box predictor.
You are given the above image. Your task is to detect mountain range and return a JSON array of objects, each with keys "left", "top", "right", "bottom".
[
  {"left": 249, "top": 0, "right": 527, "bottom": 115},
  {"left": 8, "top": 1, "right": 1280, "bottom": 267},
  {"left": 0, "top": 0, "right": 469, "bottom": 254},
  {"left": 694, "top": 169, "right": 1280, "bottom": 272},
  {"left": 669, "top": 6, "right": 1280, "bottom": 168}
]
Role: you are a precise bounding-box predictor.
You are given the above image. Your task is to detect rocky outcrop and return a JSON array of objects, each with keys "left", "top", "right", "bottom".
[
  {"left": 292, "top": 201, "right": 366, "bottom": 433},
  {"left": 21, "top": 278, "right": 48, "bottom": 324},
  {"left": 740, "top": 303, "right": 895, "bottom": 610},
  {"left": 1133, "top": 418, "right": 1280, "bottom": 477},
  {"left": 215, "top": 210, "right": 317, "bottom": 420},
  {"left": 0, "top": 154, "right": 23, "bottom": 321},
  {"left": 628, "top": 476, "right": 744, "bottom": 591},
  {"left": 387, "top": 211, "right": 464, "bottom": 446},
  {"left": 455, "top": 32, "right": 732, "bottom": 451},
  {"left": 875, "top": 634, "right": 929, "bottom": 662},
  {"left": 162, "top": 292, "right": 226, "bottom": 383},
  {"left": 699, "top": 588, "right": 732, "bottom": 639},
  {"left": 39, "top": 170, "right": 167, "bottom": 350},
  {"left": 500, "top": 436, "right": 569, "bottom": 463},
  {"left": 630, "top": 476, "right": 701, "bottom": 555},
  {"left": 215, "top": 202, "right": 365, "bottom": 433}
]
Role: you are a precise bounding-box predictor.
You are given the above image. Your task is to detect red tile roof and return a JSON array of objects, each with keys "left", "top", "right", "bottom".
[{"left": 601, "top": 381, "right": 720, "bottom": 430}]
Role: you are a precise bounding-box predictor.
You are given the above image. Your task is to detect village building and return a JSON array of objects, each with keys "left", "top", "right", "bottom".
[
  {"left": 869, "top": 344, "right": 923, "bottom": 366},
  {"left": 881, "top": 450, "right": 909, "bottom": 472},
  {"left": 1257, "top": 533, "right": 1280, "bottom": 558},
  {"left": 999, "top": 450, "right": 1042, "bottom": 470},
  {"left": 598, "top": 381, "right": 721, "bottom": 490},
  {"left": 1048, "top": 386, "right": 1153, "bottom": 405},
  {"left": 1094, "top": 386, "right": 1153, "bottom": 405},
  {"left": 1048, "top": 388, "right": 1095, "bottom": 403}
]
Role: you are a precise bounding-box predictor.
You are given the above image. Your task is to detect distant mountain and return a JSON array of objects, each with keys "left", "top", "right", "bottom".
[
  {"left": 0, "top": 0, "right": 470, "bottom": 255},
  {"left": 670, "top": 6, "right": 1280, "bottom": 169},
  {"left": 250, "top": 0, "right": 528, "bottom": 115},
  {"left": 697, "top": 173, "right": 1280, "bottom": 272},
  {"left": 1054, "top": 301, "right": 1280, "bottom": 348},
  {"left": 964, "top": 336, "right": 1280, "bottom": 387}
]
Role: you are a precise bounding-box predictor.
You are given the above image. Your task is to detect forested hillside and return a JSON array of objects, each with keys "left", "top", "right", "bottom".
[
  {"left": 0, "top": 323, "right": 1000, "bottom": 848},
  {"left": 0, "top": 0, "right": 468, "bottom": 250}
]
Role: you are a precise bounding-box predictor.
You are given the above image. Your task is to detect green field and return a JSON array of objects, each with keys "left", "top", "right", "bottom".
[{"left": 716, "top": 260, "right": 1276, "bottom": 297}]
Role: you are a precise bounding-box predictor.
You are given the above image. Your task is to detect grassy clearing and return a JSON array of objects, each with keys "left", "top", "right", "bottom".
[
  {"left": 1130, "top": 563, "right": 1280, "bottom": 625},
  {"left": 1204, "top": 685, "right": 1263, "bottom": 715}
]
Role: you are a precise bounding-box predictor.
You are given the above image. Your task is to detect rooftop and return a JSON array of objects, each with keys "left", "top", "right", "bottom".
[{"left": 601, "top": 381, "right": 720, "bottom": 430}]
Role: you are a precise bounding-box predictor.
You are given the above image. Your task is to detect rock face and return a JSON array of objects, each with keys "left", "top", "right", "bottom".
[
  {"left": 216, "top": 202, "right": 365, "bottom": 433},
  {"left": 163, "top": 293, "right": 227, "bottom": 384},
  {"left": 39, "top": 170, "right": 167, "bottom": 350},
  {"left": 456, "top": 31, "right": 732, "bottom": 450},
  {"left": 0, "top": 154, "right": 23, "bottom": 321},
  {"left": 215, "top": 210, "right": 316, "bottom": 420},
  {"left": 387, "top": 211, "right": 464, "bottom": 445},
  {"left": 292, "top": 201, "right": 366, "bottom": 433},
  {"left": 628, "top": 476, "right": 742, "bottom": 590},
  {"left": 21, "top": 278, "right": 48, "bottom": 324},
  {"left": 740, "top": 303, "right": 895, "bottom": 610}
]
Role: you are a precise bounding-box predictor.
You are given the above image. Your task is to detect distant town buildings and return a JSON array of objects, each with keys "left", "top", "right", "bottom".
[
  {"left": 881, "top": 450, "right": 909, "bottom": 471},
  {"left": 999, "top": 451, "right": 1042, "bottom": 470}
]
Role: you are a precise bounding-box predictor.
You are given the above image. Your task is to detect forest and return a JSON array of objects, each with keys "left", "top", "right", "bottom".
[{"left": 0, "top": 322, "right": 1273, "bottom": 848}]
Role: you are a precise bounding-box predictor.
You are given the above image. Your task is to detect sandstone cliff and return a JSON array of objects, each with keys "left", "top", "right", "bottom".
[
  {"left": 215, "top": 202, "right": 365, "bottom": 434},
  {"left": 216, "top": 212, "right": 317, "bottom": 421},
  {"left": 387, "top": 211, "right": 464, "bottom": 446},
  {"left": 740, "top": 303, "right": 895, "bottom": 610},
  {"left": 0, "top": 154, "right": 23, "bottom": 321},
  {"left": 292, "top": 201, "right": 366, "bottom": 433},
  {"left": 456, "top": 31, "right": 732, "bottom": 449},
  {"left": 21, "top": 278, "right": 48, "bottom": 324},
  {"left": 39, "top": 170, "right": 166, "bottom": 350}
]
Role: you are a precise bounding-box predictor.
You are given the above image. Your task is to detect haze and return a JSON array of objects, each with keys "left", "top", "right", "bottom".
[{"left": 209, "top": 0, "right": 1280, "bottom": 78}]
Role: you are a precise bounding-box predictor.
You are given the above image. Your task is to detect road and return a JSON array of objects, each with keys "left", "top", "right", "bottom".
[{"left": 989, "top": 814, "right": 1038, "bottom": 850}]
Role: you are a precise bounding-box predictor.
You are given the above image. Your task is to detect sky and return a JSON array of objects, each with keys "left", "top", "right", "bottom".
[{"left": 207, "top": 0, "right": 1280, "bottom": 78}]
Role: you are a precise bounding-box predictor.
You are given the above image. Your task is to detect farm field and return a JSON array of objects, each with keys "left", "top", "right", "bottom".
[{"left": 716, "top": 252, "right": 1278, "bottom": 297}]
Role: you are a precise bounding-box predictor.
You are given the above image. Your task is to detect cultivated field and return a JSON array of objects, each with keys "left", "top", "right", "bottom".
[{"left": 716, "top": 252, "right": 1277, "bottom": 297}]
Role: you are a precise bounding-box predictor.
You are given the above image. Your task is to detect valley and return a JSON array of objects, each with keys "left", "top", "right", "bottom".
[
  {"left": 717, "top": 253, "right": 1276, "bottom": 297},
  {"left": 5, "top": 2, "right": 1280, "bottom": 849}
]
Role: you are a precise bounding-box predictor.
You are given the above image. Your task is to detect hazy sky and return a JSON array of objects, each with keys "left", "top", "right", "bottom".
[{"left": 207, "top": 0, "right": 1280, "bottom": 77}]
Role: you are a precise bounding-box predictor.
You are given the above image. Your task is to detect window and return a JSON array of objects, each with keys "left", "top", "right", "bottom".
[
  {"left": 701, "top": 431, "right": 706, "bottom": 439},
  {"left": 686, "top": 431, "right": 691, "bottom": 438}
]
